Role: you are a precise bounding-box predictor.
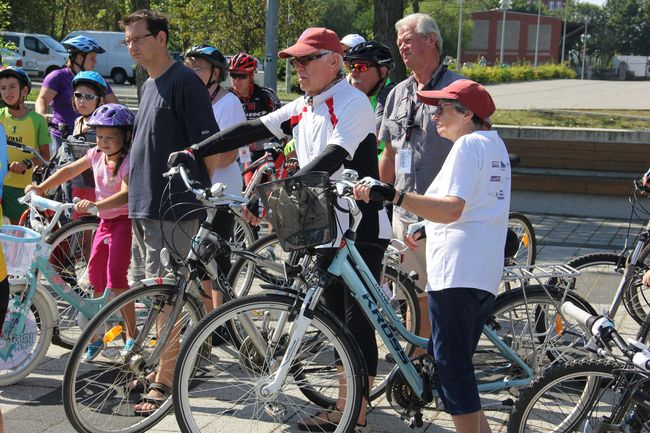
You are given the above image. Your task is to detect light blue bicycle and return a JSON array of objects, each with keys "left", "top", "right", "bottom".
[
  {"left": 170, "top": 170, "right": 596, "bottom": 433},
  {"left": 0, "top": 193, "right": 107, "bottom": 386}
]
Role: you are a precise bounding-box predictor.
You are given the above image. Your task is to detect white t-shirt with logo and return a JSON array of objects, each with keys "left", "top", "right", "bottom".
[
  {"left": 424, "top": 130, "right": 511, "bottom": 296},
  {"left": 261, "top": 79, "right": 391, "bottom": 246},
  {"left": 210, "top": 91, "right": 246, "bottom": 202}
]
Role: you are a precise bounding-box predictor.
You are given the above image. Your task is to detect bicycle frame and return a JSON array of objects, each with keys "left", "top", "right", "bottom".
[{"left": 255, "top": 173, "right": 537, "bottom": 402}]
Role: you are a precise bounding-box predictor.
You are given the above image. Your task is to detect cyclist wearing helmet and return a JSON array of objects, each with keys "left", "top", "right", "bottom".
[
  {"left": 26, "top": 104, "right": 137, "bottom": 361},
  {"left": 69, "top": 71, "right": 110, "bottom": 204},
  {"left": 184, "top": 43, "right": 245, "bottom": 308},
  {"left": 0, "top": 66, "right": 50, "bottom": 223},
  {"left": 228, "top": 52, "right": 281, "bottom": 163},
  {"left": 344, "top": 41, "right": 396, "bottom": 156},
  {"left": 35, "top": 34, "right": 118, "bottom": 155}
]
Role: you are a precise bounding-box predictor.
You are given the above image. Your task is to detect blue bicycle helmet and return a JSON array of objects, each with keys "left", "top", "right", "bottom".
[
  {"left": 62, "top": 35, "right": 106, "bottom": 54},
  {"left": 184, "top": 44, "right": 228, "bottom": 84},
  {"left": 0, "top": 66, "right": 32, "bottom": 93},
  {"left": 72, "top": 71, "right": 107, "bottom": 97}
]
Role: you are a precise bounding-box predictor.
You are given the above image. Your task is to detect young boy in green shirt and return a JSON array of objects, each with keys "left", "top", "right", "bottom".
[{"left": 0, "top": 67, "right": 50, "bottom": 223}]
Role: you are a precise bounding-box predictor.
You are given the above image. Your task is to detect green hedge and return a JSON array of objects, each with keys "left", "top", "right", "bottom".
[{"left": 456, "top": 63, "right": 576, "bottom": 84}]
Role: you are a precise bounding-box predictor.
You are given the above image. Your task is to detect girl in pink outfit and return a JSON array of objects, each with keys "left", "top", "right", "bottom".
[{"left": 26, "top": 103, "right": 135, "bottom": 360}]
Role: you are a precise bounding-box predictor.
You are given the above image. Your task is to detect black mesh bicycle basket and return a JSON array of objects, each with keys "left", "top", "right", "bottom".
[
  {"left": 65, "top": 137, "right": 95, "bottom": 160},
  {"left": 257, "top": 172, "right": 335, "bottom": 252}
]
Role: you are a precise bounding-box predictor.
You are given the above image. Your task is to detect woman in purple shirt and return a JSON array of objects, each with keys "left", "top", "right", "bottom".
[{"left": 35, "top": 35, "right": 119, "bottom": 155}]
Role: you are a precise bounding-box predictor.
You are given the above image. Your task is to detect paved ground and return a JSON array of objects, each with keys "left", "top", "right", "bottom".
[
  {"left": 0, "top": 211, "right": 645, "bottom": 433},
  {"left": 484, "top": 79, "right": 650, "bottom": 110}
]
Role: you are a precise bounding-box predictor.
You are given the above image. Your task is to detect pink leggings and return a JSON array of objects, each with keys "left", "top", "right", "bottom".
[{"left": 87, "top": 216, "right": 132, "bottom": 294}]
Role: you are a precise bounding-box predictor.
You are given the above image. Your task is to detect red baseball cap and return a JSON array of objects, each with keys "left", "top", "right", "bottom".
[
  {"left": 417, "top": 79, "right": 496, "bottom": 127},
  {"left": 279, "top": 27, "right": 343, "bottom": 59}
]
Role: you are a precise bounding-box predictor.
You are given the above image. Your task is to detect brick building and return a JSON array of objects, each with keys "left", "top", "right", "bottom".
[{"left": 461, "top": 9, "right": 564, "bottom": 65}]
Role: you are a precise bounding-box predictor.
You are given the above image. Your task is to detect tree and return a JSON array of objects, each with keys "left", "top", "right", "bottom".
[
  {"left": 374, "top": 0, "right": 404, "bottom": 82},
  {"left": 606, "top": 0, "right": 650, "bottom": 55}
]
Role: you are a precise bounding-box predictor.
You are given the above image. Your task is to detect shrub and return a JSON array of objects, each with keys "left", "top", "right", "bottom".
[{"left": 458, "top": 62, "right": 576, "bottom": 84}]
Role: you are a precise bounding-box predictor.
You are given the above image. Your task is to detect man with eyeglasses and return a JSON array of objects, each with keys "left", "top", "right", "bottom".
[
  {"left": 119, "top": 9, "right": 218, "bottom": 416},
  {"left": 378, "top": 13, "right": 464, "bottom": 341},
  {"left": 168, "top": 27, "right": 392, "bottom": 432},
  {"left": 343, "top": 41, "right": 396, "bottom": 156},
  {"left": 228, "top": 52, "right": 281, "bottom": 165}
]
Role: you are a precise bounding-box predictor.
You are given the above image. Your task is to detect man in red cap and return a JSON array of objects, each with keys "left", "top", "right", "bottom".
[
  {"left": 168, "top": 26, "right": 391, "bottom": 432},
  {"left": 354, "top": 79, "right": 510, "bottom": 433}
]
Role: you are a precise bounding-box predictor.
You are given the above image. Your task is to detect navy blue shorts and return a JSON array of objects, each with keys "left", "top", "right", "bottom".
[{"left": 427, "top": 288, "right": 495, "bottom": 416}]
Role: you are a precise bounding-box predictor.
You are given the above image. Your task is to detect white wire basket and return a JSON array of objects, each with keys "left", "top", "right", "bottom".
[{"left": 0, "top": 225, "right": 42, "bottom": 277}]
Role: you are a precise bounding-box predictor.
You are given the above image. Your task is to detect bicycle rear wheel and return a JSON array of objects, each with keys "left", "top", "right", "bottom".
[
  {"left": 62, "top": 283, "right": 204, "bottom": 433},
  {"left": 44, "top": 216, "right": 100, "bottom": 349},
  {"left": 172, "top": 294, "right": 363, "bottom": 433},
  {"left": 508, "top": 212, "right": 537, "bottom": 266},
  {"left": 507, "top": 358, "right": 620, "bottom": 433}
]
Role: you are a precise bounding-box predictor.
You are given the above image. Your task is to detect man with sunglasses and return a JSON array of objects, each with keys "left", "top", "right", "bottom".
[
  {"left": 228, "top": 52, "right": 281, "bottom": 164},
  {"left": 169, "top": 27, "right": 391, "bottom": 432},
  {"left": 378, "top": 13, "right": 464, "bottom": 341},
  {"left": 343, "top": 41, "right": 396, "bottom": 156}
]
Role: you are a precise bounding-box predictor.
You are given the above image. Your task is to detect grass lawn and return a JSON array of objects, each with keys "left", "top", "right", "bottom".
[{"left": 492, "top": 109, "right": 650, "bottom": 130}]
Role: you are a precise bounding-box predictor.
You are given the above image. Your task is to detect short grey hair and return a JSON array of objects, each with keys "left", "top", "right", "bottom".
[{"left": 395, "top": 13, "right": 443, "bottom": 54}]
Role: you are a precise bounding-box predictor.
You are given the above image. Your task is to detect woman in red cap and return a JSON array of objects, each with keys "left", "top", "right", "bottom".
[{"left": 355, "top": 79, "right": 510, "bottom": 433}]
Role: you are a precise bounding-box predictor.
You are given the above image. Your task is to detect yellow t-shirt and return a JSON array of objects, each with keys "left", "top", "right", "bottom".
[{"left": 0, "top": 108, "right": 50, "bottom": 188}]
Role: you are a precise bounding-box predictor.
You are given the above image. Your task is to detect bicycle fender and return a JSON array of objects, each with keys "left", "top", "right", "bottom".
[
  {"left": 140, "top": 277, "right": 178, "bottom": 287},
  {"left": 9, "top": 279, "right": 59, "bottom": 328}
]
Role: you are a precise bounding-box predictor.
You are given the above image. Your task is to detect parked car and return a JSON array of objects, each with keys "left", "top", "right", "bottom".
[
  {"left": 0, "top": 47, "right": 39, "bottom": 76},
  {"left": 1, "top": 31, "right": 67, "bottom": 77},
  {"left": 63, "top": 30, "right": 135, "bottom": 84}
]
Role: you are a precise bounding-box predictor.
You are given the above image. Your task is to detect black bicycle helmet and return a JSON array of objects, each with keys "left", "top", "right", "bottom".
[
  {"left": 184, "top": 44, "right": 228, "bottom": 84},
  {"left": 344, "top": 41, "right": 395, "bottom": 71}
]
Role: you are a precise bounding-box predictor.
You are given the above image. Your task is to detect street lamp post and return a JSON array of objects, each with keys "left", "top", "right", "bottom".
[
  {"left": 499, "top": 0, "right": 511, "bottom": 66},
  {"left": 457, "top": 0, "right": 464, "bottom": 67},
  {"left": 533, "top": 0, "right": 541, "bottom": 67},
  {"left": 560, "top": 0, "right": 569, "bottom": 64},
  {"left": 581, "top": 17, "right": 590, "bottom": 80}
]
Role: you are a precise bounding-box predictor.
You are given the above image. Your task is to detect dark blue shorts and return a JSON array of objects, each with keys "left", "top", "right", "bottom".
[{"left": 427, "top": 288, "right": 495, "bottom": 416}]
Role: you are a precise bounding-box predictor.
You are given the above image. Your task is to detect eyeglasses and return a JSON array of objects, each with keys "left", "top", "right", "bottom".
[
  {"left": 434, "top": 102, "right": 466, "bottom": 116},
  {"left": 290, "top": 51, "right": 331, "bottom": 68},
  {"left": 73, "top": 92, "right": 98, "bottom": 101},
  {"left": 120, "top": 33, "right": 154, "bottom": 47},
  {"left": 349, "top": 63, "right": 374, "bottom": 73},
  {"left": 230, "top": 73, "right": 249, "bottom": 80}
]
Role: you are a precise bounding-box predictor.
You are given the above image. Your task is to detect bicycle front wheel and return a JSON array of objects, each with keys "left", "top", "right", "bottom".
[
  {"left": 0, "top": 286, "right": 54, "bottom": 386},
  {"left": 62, "top": 283, "right": 204, "bottom": 433},
  {"left": 173, "top": 293, "right": 364, "bottom": 433},
  {"left": 507, "top": 358, "right": 620, "bottom": 433},
  {"left": 45, "top": 216, "right": 100, "bottom": 349}
]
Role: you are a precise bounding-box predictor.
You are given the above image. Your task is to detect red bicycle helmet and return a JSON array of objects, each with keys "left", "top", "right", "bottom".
[{"left": 229, "top": 52, "right": 257, "bottom": 73}]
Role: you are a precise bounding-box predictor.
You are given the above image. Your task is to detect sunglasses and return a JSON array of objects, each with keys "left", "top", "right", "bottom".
[
  {"left": 230, "top": 73, "right": 249, "bottom": 80},
  {"left": 349, "top": 63, "right": 374, "bottom": 73},
  {"left": 290, "top": 51, "right": 330, "bottom": 67},
  {"left": 434, "top": 102, "right": 467, "bottom": 116},
  {"left": 73, "top": 92, "right": 98, "bottom": 101}
]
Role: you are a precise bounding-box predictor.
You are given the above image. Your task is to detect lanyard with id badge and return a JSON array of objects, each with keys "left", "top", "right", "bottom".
[{"left": 396, "top": 65, "right": 448, "bottom": 176}]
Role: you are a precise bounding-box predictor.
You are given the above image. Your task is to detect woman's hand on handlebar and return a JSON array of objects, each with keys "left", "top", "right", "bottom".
[{"left": 24, "top": 184, "right": 44, "bottom": 196}]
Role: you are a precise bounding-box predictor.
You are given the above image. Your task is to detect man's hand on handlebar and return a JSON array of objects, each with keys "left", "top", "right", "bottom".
[
  {"left": 353, "top": 177, "right": 396, "bottom": 203},
  {"left": 167, "top": 149, "right": 196, "bottom": 169}
]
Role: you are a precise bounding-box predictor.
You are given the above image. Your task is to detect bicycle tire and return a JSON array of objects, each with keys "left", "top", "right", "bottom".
[
  {"left": 44, "top": 216, "right": 100, "bottom": 349},
  {"left": 230, "top": 212, "right": 258, "bottom": 259},
  {"left": 0, "top": 286, "right": 54, "bottom": 386},
  {"left": 475, "top": 285, "right": 596, "bottom": 377},
  {"left": 172, "top": 293, "right": 363, "bottom": 433},
  {"left": 507, "top": 358, "right": 619, "bottom": 433},
  {"left": 508, "top": 212, "right": 537, "bottom": 266},
  {"left": 62, "top": 283, "right": 204, "bottom": 433}
]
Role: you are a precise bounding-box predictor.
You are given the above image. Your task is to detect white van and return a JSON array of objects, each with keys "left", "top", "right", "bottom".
[
  {"left": 1, "top": 31, "right": 68, "bottom": 77},
  {"left": 64, "top": 31, "right": 135, "bottom": 84}
]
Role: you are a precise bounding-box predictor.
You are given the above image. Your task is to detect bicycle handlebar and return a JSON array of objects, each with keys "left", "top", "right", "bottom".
[
  {"left": 6, "top": 140, "right": 52, "bottom": 167},
  {"left": 19, "top": 192, "right": 97, "bottom": 235},
  {"left": 163, "top": 165, "right": 247, "bottom": 205}
]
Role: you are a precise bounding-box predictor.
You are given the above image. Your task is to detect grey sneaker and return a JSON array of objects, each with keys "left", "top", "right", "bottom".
[{"left": 354, "top": 423, "right": 369, "bottom": 433}]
